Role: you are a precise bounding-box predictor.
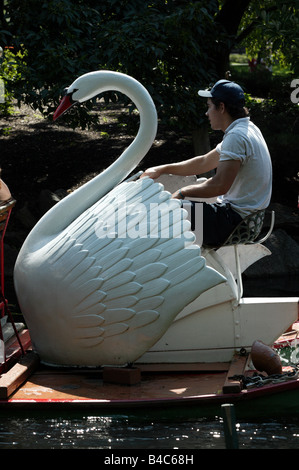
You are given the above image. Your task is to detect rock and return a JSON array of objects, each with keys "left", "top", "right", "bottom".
[
  {"left": 268, "top": 202, "right": 299, "bottom": 240},
  {"left": 243, "top": 203, "right": 299, "bottom": 282},
  {"left": 244, "top": 229, "right": 299, "bottom": 278}
]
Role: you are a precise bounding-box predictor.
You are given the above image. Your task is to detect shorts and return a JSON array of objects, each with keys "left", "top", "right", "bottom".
[{"left": 182, "top": 201, "right": 243, "bottom": 247}]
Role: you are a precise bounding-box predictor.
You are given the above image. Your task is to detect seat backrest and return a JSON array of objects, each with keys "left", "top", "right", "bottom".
[{"left": 222, "top": 209, "right": 266, "bottom": 246}]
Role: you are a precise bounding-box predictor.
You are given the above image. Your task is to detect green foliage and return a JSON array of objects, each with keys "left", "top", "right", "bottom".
[
  {"left": 239, "top": 0, "right": 299, "bottom": 74},
  {"left": 232, "top": 66, "right": 293, "bottom": 98},
  {"left": 243, "top": 75, "right": 299, "bottom": 206},
  {"left": 0, "top": 0, "right": 222, "bottom": 130},
  {"left": 0, "top": 0, "right": 298, "bottom": 131},
  {"left": 0, "top": 47, "right": 25, "bottom": 115},
  {"left": 5, "top": 0, "right": 102, "bottom": 118},
  {"left": 97, "top": 2, "right": 219, "bottom": 130}
]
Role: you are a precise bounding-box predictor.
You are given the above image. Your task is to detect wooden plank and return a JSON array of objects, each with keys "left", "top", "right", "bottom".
[
  {"left": 11, "top": 369, "right": 228, "bottom": 403},
  {"left": 222, "top": 354, "right": 249, "bottom": 394},
  {"left": 5, "top": 330, "right": 32, "bottom": 359},
  {"left": 103, "top": 367, "right": 141, "bottom": 385},
  {"left": 0, "top": 351, "right": 39, "bottom": 399},
  {"left": 139, "top": 362, "right": 230, "bottom": 373},
  {"left": 0, "top": 330, "right": 32, "bottom": 375}
]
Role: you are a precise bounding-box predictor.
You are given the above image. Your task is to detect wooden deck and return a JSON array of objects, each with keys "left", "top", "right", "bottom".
[
  {"left": 0, "top": 330, "right": 299, "bottom": 414},
  {"left": 10, "top": 365, "right": 228, "bottom": 405},
  {"left": 0, "top": 334, "right": 249, "bottom": 409}
]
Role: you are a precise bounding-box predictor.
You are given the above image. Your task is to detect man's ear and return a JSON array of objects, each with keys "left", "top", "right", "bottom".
[{"left": 219, "top": 102, "right": 226, "bottom": 114}]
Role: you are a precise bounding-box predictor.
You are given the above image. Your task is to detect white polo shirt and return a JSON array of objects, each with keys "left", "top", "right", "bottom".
[{"left": 216, "top": 117, "right": 272, "bottom": 218}]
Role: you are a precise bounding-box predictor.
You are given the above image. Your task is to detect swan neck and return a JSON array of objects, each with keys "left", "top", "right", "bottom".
[{"left": 28, "top": 72, "right": 158, "bottom": 240}]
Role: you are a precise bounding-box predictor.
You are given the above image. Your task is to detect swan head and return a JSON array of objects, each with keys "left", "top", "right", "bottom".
[
  {"left": 53, "top": 70, "right": 143, "bottom": 121},
  {"left": 53, "top": 71, "right": 104, "bottom": 121}
]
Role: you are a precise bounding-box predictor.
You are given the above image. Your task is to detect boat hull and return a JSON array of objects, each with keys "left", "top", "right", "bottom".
[
  {"left": 137, "top": 295, "right": 299, "bottom": 364},
  {"left": 1, "top": 348, "right": 299, "bottom": 419}
]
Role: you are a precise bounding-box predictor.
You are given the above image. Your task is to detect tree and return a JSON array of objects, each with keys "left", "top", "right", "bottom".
[
  {"left": 238, "top": 0, "right": 299, "bottom": 74},
  {"left": 1, "top": 1, "right": 102, "bottom": 116},
  {"left": 1, "top": 0, "right": 223, "bottom": 153},
  {"left": 1, "top": 0, "right": 298, "bottom": 153},
  {"left": 213, "top": 0, "right": 252, "bottom": 75}
]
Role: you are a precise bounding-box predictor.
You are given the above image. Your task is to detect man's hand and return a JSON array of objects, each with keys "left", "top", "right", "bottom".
[
  {"left": 140, "top": 167, "right": 163, "bottom": 179},
  {"left": 172, "top": 189, "right": 185, "bottom": 200}
]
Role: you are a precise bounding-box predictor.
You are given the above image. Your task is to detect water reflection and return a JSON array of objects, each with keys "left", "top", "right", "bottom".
[{"left": 1, "top": 415, "right": 299, "bottom": 449}]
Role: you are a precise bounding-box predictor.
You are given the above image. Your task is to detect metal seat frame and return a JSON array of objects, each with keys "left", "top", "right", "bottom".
[{"left": 206, "top": 209, "right": 275, "bottom": 302}]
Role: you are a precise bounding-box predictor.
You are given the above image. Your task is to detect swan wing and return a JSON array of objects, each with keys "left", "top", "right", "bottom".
[{"left": 32, "top": 178, "right": 225, "bottom": 365}]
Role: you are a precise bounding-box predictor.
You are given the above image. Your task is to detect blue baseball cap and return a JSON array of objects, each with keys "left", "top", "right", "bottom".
[{"left": 198, "top": 79, "right": 245, "bottom": 107}]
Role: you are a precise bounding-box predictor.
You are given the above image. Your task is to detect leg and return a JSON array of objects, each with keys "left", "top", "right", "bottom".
[{"left": 182, "top": 201, "right": 242, "bottom": 246}]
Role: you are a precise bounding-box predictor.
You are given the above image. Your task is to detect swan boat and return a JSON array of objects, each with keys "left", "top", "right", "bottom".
[
  {"left": 13, "top": 70, "right": 298, "bottom": 368},
  {"left": 1, "top": 70, "right": 298, "bottom": 416}
]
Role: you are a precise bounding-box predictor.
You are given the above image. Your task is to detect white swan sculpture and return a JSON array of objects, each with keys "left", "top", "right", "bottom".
[{"left": 13, "top": 71, "right": 225, "bottom": 367}]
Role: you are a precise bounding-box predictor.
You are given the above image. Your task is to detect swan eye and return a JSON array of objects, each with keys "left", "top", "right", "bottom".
[
  {"left": 63, "top": 87, "right": 78, "bottom": 99},
  {"left": 69, "top": 88, "right": 79, "bottom": 102}
]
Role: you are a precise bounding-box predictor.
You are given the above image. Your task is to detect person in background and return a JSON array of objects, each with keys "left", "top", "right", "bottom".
[{"left": 0, "top": 169, "right": 12, "bottom": 204}]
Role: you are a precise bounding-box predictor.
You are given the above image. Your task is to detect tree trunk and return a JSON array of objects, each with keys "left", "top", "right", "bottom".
[
  {"left": 214, "top": 0, "right": 252, "bottom": 77},
  {"left": 192, "top": 126, "right": 210, "bottom": 156},
  {"left": 192, "top": 126, "right": 215, "bottom": 178}
]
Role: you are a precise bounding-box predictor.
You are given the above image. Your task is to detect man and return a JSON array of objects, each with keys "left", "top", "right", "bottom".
[{"left": 141, "top": 79, "right": 272, "bottom": 246}]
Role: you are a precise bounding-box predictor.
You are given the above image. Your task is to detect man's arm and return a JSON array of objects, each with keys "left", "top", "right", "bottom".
[
  {"left": 141, "top": 148, "right": 220, "bottom": 179},
  {"left": 173, "top": 160, "right": 241, "bottom": 199}
]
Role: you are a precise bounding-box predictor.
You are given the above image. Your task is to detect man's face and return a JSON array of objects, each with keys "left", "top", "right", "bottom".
[{"left": 205, "top": 98, "right": 224, "bottom": 131}]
